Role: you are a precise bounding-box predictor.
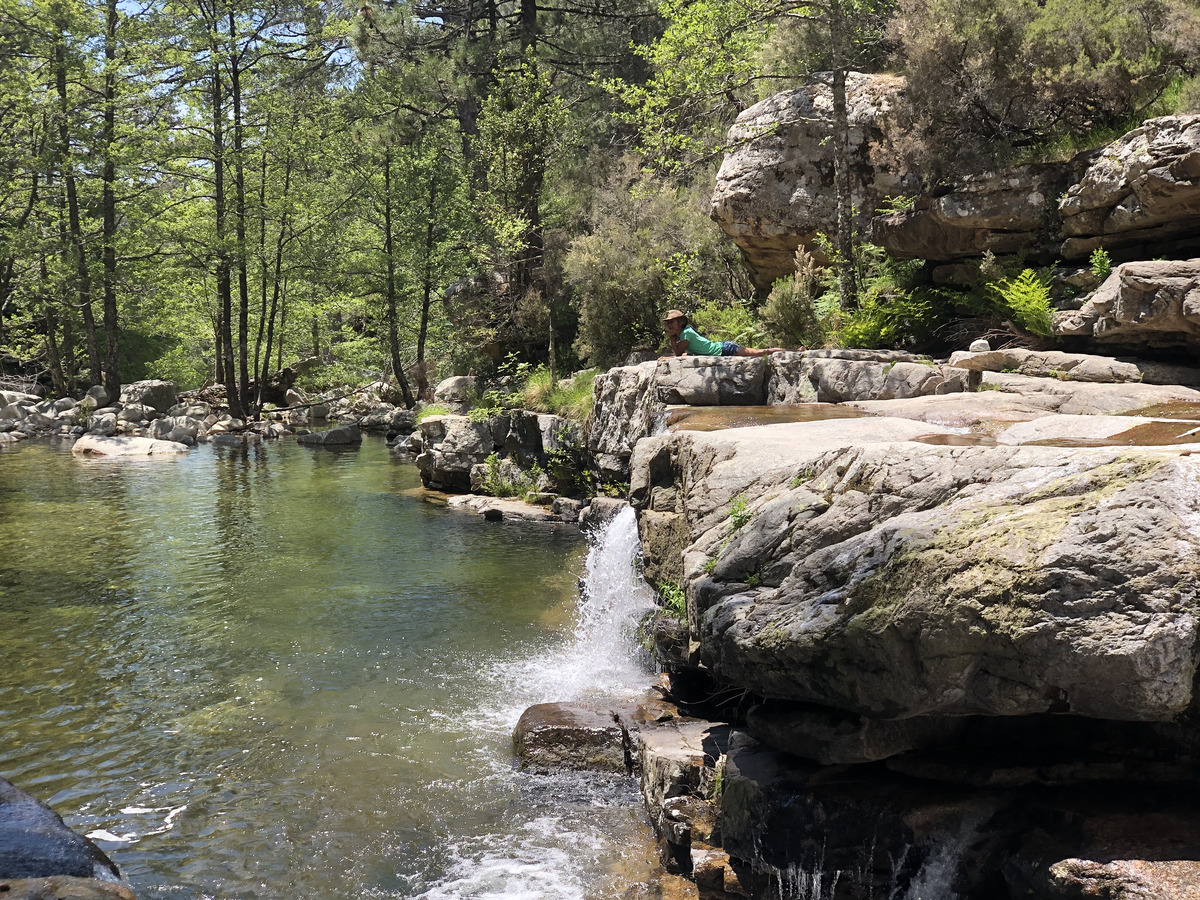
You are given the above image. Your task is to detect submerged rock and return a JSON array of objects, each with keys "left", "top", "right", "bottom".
[{"left": 295, "top": 423, "right": 361, "bottom": 446}]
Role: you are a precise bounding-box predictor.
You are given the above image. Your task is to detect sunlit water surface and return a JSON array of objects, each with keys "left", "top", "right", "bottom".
[{"left": 0, "top": 436, "right": 656, "bottom": 899}]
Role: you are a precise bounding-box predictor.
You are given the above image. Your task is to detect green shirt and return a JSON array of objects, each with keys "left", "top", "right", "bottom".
[{"left": 680, "top": 326, "right": 722, "bottom": 356}]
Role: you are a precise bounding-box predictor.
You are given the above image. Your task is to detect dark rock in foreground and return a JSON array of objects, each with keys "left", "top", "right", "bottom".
[{"left": 0, "top": 778, "right": 122, "bottom": 883}]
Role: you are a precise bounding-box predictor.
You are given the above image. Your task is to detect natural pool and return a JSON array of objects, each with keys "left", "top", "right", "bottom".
[{"left": 0, "top": 436, "right": 656, "bottom": 899}]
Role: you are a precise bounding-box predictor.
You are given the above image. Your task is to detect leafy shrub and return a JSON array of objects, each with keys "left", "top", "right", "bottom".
[
  {"left": 691, "top": 299, "right": 769, "bottom": 348},
  {"left": 837, "top": 287, "right": 955, "bottom": 350},
  {"left": 479, "top": 452, "right": 534, "bottom": 499},
  {"left": 762, "top": 247, "right": 838, "bottom": 349},
  {"left": 729, "top": 494, "right": 751, "bottom": 530},
  {"left": 518, "top": 367, "right": 597, "bottom": 421},
  {"left": 564, "top": 157, "right": 751, "bottom": 367},
  {"left": 415, "top": 403, "right": 450, "bottom": 424}
]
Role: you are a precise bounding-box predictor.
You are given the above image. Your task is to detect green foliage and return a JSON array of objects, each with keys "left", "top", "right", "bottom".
[
  {"left": 691, "top": 299, "right": 769, "bottom": 347},
  {"left": 729, "top": 494, "right": 751, "bottom": 530},
  {"left": 1090, "top": 247, "right": 1113, "bottom": 281},
  {"left": 657, "top": 581, "right": 687, "bottom": 619},
  {"left": 761, "top": 247, "right": 839, "bottom": 348},
  {"left": 518, "top": 368, "right": 597, "bottom": 422},
  {"left": 896, "top": 0, "right": 1200, "bottom": 174},
  {"left": 479, "top": 452, "right": 535, "bottom": 499},
  {"left": 988, "top": 269, "right": 1056, "bottom": 338},
  {"left": 564, "top": 159, "right": 749, "bottom": 367},
  {"left": 599, "top": 481, "right": 629, "bottom": 498},
  {"left": 415, "top": 404, "right": 450, "bottom": 424}
]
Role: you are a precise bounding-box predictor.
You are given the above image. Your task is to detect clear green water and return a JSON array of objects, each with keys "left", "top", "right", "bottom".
[{"left": 0, "top": 436, "right": 655, "bottom": 899}]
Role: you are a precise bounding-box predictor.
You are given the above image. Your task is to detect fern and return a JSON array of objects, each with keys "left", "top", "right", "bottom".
[{"left": 990, "top": 269, "right": 1055, "bottom": 337}]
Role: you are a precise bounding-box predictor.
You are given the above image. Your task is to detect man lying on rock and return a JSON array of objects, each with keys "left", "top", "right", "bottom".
[{"left": 662, "top": 309, "right": 795, "bottom": 358}]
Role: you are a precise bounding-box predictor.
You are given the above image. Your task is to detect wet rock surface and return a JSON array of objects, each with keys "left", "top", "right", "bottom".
[{"left": 514, "top": 702, "right": 631, "bottom": 773}]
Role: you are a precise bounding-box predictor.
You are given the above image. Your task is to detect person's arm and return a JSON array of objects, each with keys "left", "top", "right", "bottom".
[{"left": 668, "top": 333, "right": 689, "bottom": 356}]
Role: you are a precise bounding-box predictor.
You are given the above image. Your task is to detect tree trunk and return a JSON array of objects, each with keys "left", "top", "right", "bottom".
[
  {"left": 416, "top": 176, "right": 437, "bottom": 401},
  {"left": 382, "top": 148, "right": 415, "bottom": 408},
  {"left": 830, "top": 55, "right": 857, "bottom": 309},
  {"left": 257, "top": 153, "right": 292, "bottom": 411},
  {"left": 55, "top": 36, "right": 100, "bottom": 386},
  {"left": 229, "top": 7, "right": 251, "bottom": 415},
  {"left": 101, "top": 0, "right": 121, "bottom": 400},
  {"left": 212, "top": 40, "right": 242, "bottom": 417}
]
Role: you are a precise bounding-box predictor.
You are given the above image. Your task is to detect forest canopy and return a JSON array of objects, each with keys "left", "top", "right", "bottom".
[{"left": 2, "top": 0, "right": 1198, "bottom": 407}]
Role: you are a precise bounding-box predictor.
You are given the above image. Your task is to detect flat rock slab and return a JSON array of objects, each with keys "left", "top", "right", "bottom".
[
  {"left": 513, "top": 702, "right": 629, "bottom": 772},
  {"left": 0, "top": 878, "right": 136, "bottom": 900},
  {"left": 850, "top": 374, "right": 1200, "bottom": 431},
  {"left": 948, "top": 348, "right": 1143, "bottom": 383},
  {"left": 998, "top": 414, "right": 1200, "bottom": 446},
  {"left": 655, "top": 357, "right": 766, "bottom": 406},
  {"left": 445, "top": 494, "right": 561, "bottom": 523},
  {"left": 70, "top": 435, "right": 188, "bottom": 456},
  {"left": 769, "top": 355, "right": 966, "bottom": 404}
]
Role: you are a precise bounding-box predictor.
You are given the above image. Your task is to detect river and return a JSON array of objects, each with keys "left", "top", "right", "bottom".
[{"left": 0, "top": 435, "right": 657, "bottom": 898}]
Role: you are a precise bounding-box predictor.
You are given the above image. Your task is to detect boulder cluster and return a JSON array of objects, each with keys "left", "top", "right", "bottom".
[{"left": 0, "top": 378, "right": 419, "bottom": 455}]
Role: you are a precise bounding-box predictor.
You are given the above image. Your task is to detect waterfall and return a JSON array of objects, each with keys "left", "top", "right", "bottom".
[{"left": 484, "top": 505, "right": 658, "bottom": 727}]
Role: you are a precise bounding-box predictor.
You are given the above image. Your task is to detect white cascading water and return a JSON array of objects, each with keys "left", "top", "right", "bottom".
[
  {"left": 420, "top": 506, "right": 659, "bottom": 900},
  {"left": 483, "top": 504, "right": 659, "bottom": 726}
]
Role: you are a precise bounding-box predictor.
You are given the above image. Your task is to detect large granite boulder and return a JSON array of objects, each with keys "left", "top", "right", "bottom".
[
  {"left": 1058, "top": 115, "right": 1200, "bottom": 261},
  {"left": 655, "top": 357, "right": 767, "bottom": 406},
  {"left": 1055, "top": 258, "right": 1200, "bottom": 350},
  {"left": 712, "top": 73, "right": 916, "bottom": 290},
  {"left": 631, "top": 419, "right": 1200, "bottom": 723},
  {"left": 588, "top": 361, "right": 661, "bottom": 483},
  {"left": 870, "top": 115, "right": 1200, "bottom": 281},
  {"left": 872, "top": 162, "right": 1076, "bottom": 264},
  {"left": 118, "top": 380, "right": 176, "bottom": 414},
  {"left": 414, "top": 415, "right": 494, "bottom": 491}
]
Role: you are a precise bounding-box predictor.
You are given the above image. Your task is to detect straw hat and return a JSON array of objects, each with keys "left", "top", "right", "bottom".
[{"left": 662, "top": 309, "right": 686, "bottom": 322}]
